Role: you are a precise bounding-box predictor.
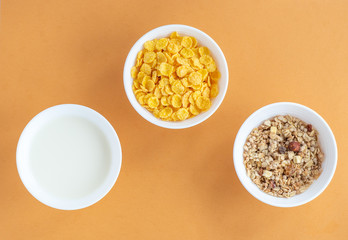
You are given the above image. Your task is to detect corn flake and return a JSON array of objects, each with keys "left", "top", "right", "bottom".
[
  {"left": 165, "top": 84, "right": 174, "bottom": 95},
  {"left": 210, "top": 83, "right": 219, "bottom": 98},
  {"left": 156, "top": 52, "right": 167, "bottom": 63},
  {"left": 176, "top": 66, "right": 190, "bottom": 78},
  {"left": 182, "top": 91, "right": 191, "bottom": 108},
  {"left": 196, "top": 96, "right": 211, "bottom": 110},
  {"left": 210, "top": 70, "right": 221, "bottom": 82},
  {"left": 143, "top": 52, "right": 156, "bottom": 63},
  {"left": 161, "top": 96, "right": 169, "bottom": 106},
  {"left": 156, "top": 38, "right": 169, "bottom": 50},
  {"left": 167, "top": 42, "right": 180, "bottom": 54},
  {"left": 189, "top": 104, "right": 200, "bottom": 115},
  {"left": 170, "top": 31, "right": 180, "bottom": 39},
  {"left": 145, "top": 79, "right": 155, "bottom": 92},
  {"left": 148, "top": 97, "right": 159, "bottom": 108},
  {"left": 202, "top": 86, "right": 210, "bottom": 98},
  {"left": 159, "top": 63, "right": 174, "bottom": 76},
  {"left": 171, "top": 80, "right": 185, "bottom": 95},
  {"left": 159, "top": 107, "right": 173, "bottom": 119},
  {"left": 131, "top": 66, "right": 138, "bottom": 79},
  {"left": 206, "top": 62, "right": 217, "bottom": 72},
  {"left": 191, "top": 37, "right": 197, "bottom": 48},
  {"left": 154, "top": 86, "right": 162, "bottom": 98},
  {"left": 188, "top": 72, "right": 203, "bottom": 85},
  {"left": 176, "top": 108, "right": 189, "bottom": 120},
  {"left": 137, "top": 50, "right": 144, "bottom": 60},
  {"left": 198, "top": 47, "right": 210, "bottom": 56},
  {"left": 199, "top": 55, "right": 213, "bottom": 65},
  {"left": 171, "top": 94, "right": 182, "bottom": 108},
  {"left": 181, "top": 36, "right": 193, "bottom": 48},
  {"left": 137, "top": 72, "right": 146, "bottom": 83},
  {"left": 131, "top": 32, "right": 220, "bottom": 121},
  {"left": 140, "top": 63, "right": 152, "bottom": 75},
  {"left": 144, "top": 40, "right": 156, "bottom": 52},
  {"left": 180, "top": 48, "right": 194, "bottom": 58},
  {"left": 198, "top": 69, "right": 208, "bottom": 80},
  {"left": 176, "top": 56, "right": 190, "bottom": 66},
  {"left": 182, "top": 78, "right": 190, "bottom": 88}
]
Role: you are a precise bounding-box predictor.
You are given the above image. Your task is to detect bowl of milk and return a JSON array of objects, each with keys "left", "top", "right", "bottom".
[{"left": 16, "top": 104, "right": 122, "bottom": 210}]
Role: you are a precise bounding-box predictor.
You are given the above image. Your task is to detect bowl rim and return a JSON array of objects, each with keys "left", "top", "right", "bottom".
[
  {"left": 123, "top": 24, "right": 229, "bottom": 129},
  {"left": 233, "top": 102, "right": 337, "bottom": 207},
  {"left": 16, "top": 104, "right": 122, "bottom": 210}
]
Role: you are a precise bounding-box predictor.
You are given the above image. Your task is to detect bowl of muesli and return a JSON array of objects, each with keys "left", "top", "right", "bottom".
[{"left": 233, "top": 102, "right": 337, "bottom": 207}]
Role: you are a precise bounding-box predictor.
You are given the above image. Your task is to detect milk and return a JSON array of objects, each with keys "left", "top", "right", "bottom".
[{"left": 29, "top": 116, "right": 111, "bottom": 200}]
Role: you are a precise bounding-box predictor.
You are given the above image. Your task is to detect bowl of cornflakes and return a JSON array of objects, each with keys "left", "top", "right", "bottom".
[{"left": 123, "top": 24, "right": 228, "bottom": 129}]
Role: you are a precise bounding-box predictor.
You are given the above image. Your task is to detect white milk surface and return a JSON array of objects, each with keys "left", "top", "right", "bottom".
[{"left": 29, "top": 116, "right": 111, "bottom": 200}]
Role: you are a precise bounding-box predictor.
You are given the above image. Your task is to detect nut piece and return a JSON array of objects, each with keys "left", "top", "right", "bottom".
[
  {"left": 304, "top": 160, "right": 313, "bottom": 168},
  {"left": 270, "top": 126, "right": 277, "bottom": 135},
  {"left": 264, "top": 120, "right": 271, "bottom": 127},
  {"left": 293, "top": 156, "right": 302, "bottom": 164},
  {"left": 262, "top": 170, "right": 272, "bottom": 178},
  {"left": 288, "top": 141, "right": 301, "bottom": 152},
  {"left": 288, "top": 151, "right": 295, "bottom": 160}
]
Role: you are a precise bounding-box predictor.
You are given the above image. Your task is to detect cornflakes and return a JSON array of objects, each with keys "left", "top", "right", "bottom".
[
  {"left": 156, "top": 38, "right": 169, "bottom": 50},
  {"left": 148, "top": 97, "right": 159, "bottom": 108},
  {"left": 180, "top": 48, "right": 194, "bottom": 59},
  {"left": 144, "top": 52, "right": 156, "bottom": 63},
  {"left": 171, "top": 80, "right": 185, "bottom": 95},
  {"left": 131, "top": 32, "right": 221, "bottom": 121},
  {"left": 140, "top": 63, "right": 151, "bottom": 75},
  {"left": 171, "top": 94, "right": 182, "bottom": 108},
  {"left": 181, "top": 36, "right": 193, "bottom": 48},
  {"left": 188, "top": 72, "right": 203, "bottom": 85},
  {"left": 144, "top": 40, "right": 156, "bottom": 52},
  {"left": 196, "top": 96, "right": 211, "bottom": 110},
  {"left": 159, "top": 63, "right": 174, "bottom": 76},
  {"left": 176, "top": 108, "right": 189, "bottom": 120},
  {"left": 159, "top": 107, "right": 173, "bottom": 118},
  {"left": 156, "top": 52, "right": 167, "bottom": 63}
]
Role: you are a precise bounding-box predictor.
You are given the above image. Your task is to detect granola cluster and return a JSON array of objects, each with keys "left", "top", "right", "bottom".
[{"left": 243, "top": 115, "right": 324, "bottom": 198}]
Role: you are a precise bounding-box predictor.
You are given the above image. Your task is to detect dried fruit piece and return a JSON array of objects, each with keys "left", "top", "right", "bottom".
[{"left": 278, "top": 146, "right": 286, "bottom": 154}]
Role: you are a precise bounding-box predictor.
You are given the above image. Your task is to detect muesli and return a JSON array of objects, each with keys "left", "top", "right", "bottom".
[{"left": 243, "top": 115, "right": 324, "bottom": 198}]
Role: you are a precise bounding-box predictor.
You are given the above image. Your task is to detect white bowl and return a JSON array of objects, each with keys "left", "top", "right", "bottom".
[
  {"left": 16, "top": 104, "right": 122, "bottom": 210},
  {"left": 123, "top": 24, "right": 229, "bottom": 129},
  {"left": 233, "top": 102, "right": 337, "bottom": 207}
]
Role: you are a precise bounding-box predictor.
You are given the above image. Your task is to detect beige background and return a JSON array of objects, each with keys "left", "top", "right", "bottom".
[{"left": 0, "top": 0, "right": 347, "bottom": 239}]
